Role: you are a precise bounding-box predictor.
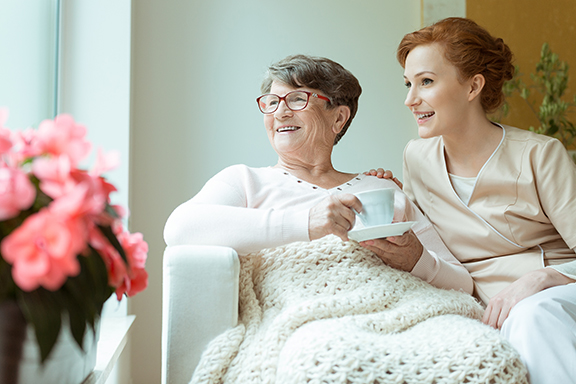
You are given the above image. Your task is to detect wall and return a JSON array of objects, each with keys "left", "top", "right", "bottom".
[
  {"left": 0, "top": 0, "right": 58, "bottom": 127},
  {"left": 422, "top": 0, "right": 465, "bottom": 26},
  {"left": 57, "top": 1, "right": 133, "bottom": 383},
  {"left": 58, "top": 0, "right": 132, "bottom": 217},
  {"left": 129, "top": 1, "right": 423, "bottom": 382},
  {"left": 467, "top": 0, "right": 576, "bottom": 135}
]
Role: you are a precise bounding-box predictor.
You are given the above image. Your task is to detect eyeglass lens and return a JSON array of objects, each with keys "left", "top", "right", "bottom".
[{"left": 258, "top": 91, "right": 309, "bottom": 113}]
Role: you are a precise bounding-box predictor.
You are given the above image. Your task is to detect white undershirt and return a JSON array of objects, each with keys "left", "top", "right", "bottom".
[{"left": 449, "top": 173, "right": 477, "bottom": 205}]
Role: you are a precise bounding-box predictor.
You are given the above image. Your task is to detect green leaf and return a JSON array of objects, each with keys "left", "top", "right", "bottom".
[
  {"left": 68, "top": 309, "right": 87, "bottom": 352},
  {"left": 62, "top": 273, "right": 91, "bottom": 350},
  {"left": 104, "top": 203, "right": 121, "bottom": 219},
  {"left": 0, "top": 258, "right": 15, "bottom": 302},
  {"left": 97, "top": 224, "right": 128, "bottom": 265},
  {"left": 17, "top": 289, "right": 63, "bottom": 363}
]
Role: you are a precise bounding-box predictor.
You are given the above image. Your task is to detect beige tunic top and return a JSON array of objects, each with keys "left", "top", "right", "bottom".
[{"left": 403, "top": 124, "right": 576, "bottom": 304}]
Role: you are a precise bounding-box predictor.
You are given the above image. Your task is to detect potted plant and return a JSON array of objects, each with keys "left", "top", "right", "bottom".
[
  {"left": 498, "top": 43, "right": 576, "bottom": 160},
  {"left": 0, "top": 108, "right": 148, "bottom": 383}
]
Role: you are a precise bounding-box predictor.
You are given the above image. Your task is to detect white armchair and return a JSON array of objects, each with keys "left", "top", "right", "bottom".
[{"left": 161, "top": 245, "right": 240, "bottom": 384}]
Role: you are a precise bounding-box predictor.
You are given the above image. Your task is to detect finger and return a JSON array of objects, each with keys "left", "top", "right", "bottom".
[
  {"left": 483, "top": 302, "right": 502, "bottom": 329},
  {"left": 329, "top": 202, "right": 358, "bottom": 232},
  {"left": 360, "top": 243, "right": 392, "bottom": 262},
  {"left": 332, "top": 197, "right": 359, "bottom": 229},
  {"left": 496, "top": 305, "right": 513, "bottom": 330},
  {"left": 482, "top": 308, "right": 490, "bottom": 325},
  {"left": 481, "top": 305, "right": 493, "bottom": 326},
  {"left": 316, "top": 214, "right": 352, "bottom": 242},
  {"left": 386, "top": 231, "right": 414, "bottom": 246},
  {"left": 359, "top": 238, "right": 393, "bottom": 253},
  {"left": 337, "top": 194, "right": 363, "bottom": 215},
  {"left": 334, "top": 211, "right": 355, "bottom": 232},
  {"left": 385, "top": 234, "right": 403, "bottom": 245},
  {"left": 335, "top": 227, "right": 350, "bottom": 242},
  {"left": 336, "top": 213, "right": 359, "bottom": 241}
]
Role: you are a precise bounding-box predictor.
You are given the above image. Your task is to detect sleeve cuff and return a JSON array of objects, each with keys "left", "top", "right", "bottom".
[
  {"left": 548, "top": 261, "right": 576, "bottom": 281},
  {"left": 410, "top": 247, "right": 438, "bottom": 283},
  {"left": 281, "top": 209, "right": 311, "bottom": 244}
]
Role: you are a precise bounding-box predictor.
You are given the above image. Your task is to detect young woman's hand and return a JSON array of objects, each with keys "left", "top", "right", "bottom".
[
  {"left": 364, "top": 168, "right": 403, "bottom": 189},
  {"left": 482, "top": 267, "right": 576, "bottom": 329}
]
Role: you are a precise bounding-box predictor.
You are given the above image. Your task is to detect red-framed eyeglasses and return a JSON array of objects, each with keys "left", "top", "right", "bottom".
[{"left": 256, "top": 91, "right": 331, "bottom": 114}]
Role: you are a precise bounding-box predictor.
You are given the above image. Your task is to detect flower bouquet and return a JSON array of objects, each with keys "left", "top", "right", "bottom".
[{"left": 0, "top": 108, "right": 148, "bottom": 363}]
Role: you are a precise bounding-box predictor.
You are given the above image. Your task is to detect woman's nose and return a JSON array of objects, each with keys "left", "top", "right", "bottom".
[
  {"left": 404, "top": 88, "right": 420, "bottom": 107},
  {"left": 274, "top": 99, "right": 293, "bottom": 118}
]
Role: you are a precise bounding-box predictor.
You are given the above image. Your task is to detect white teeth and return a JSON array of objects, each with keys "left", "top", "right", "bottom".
[
  {"left": 416, "top": 112, "right": 434, "bottom": 119},
  {"left": 277, "top": 126, "right": 300, "bottom": 132}
]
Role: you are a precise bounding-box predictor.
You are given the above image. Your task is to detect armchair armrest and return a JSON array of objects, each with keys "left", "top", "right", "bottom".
[{"left": 161, "top": 245, "right": 240, "bottom": 384}]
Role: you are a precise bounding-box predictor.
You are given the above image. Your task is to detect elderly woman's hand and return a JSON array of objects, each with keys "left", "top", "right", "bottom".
[
  {"left": 365, "top": 168, "right": 403, "bottom": 189},
  {"left": 358, "top": 230, "right": 423, "bottom": 271},
  {"left": 309, "top": 194, "right": 362, "bottom": 242}
]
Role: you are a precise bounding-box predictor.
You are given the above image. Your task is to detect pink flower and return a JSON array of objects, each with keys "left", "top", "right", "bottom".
[
  {"left": 114, "top": 231, "right": 149, "bottom": 299},
  {"left": 7, "top": 128, "right": 41, "bottom": 164},
  {"left": 0, "top": 166, "right": 36, "bottom": 220},
  {"left": 119, "top": 231, "right": 148, "bottom": 269},
  {"left": 0, "top": 129, "right": 12, "bottom": 156},
  {"left": 0, "top": 107, "right": 12, "bottom": 155},
  {"left": 88, "top": 225, "right": 128, "bottom": 288},
  {"left": 90, "top": 148, "right": 120, "bottom": 177},
  {"left": 32, "top": 155, "right": 75, "bottom": 198},
  {"left": 68, "top": 171, "right": 116, "bottom": 217},
  {"left": 1, "top": 209, "right": 88, "bottom": 291},
  {"left": 34, "top": 158, "right": 115, "bottom": 219},
  {"left": 34, "top": 114, "right": 91, "bottom": 166},
  {"left": 111, "top": 204, "right": 128, "bottom": 219}
]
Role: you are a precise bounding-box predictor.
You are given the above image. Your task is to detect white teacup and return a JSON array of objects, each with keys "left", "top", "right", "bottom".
[{"left": 353, "top": 188, "right": 395, "bottom": 228}]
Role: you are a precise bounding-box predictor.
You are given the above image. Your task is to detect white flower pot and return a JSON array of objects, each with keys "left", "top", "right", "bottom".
[{"left": 0, "top": 302, "right": 99, "bottom": 384}]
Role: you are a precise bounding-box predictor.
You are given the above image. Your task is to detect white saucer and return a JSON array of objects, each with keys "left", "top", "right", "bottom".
[{"left": 348, "top": 221, "right": 417, "bottom": 242}]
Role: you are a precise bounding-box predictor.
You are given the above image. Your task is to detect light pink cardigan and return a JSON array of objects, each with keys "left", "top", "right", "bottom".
[{"left": 164, "top": 165, "right": 473, "bottom": 293}]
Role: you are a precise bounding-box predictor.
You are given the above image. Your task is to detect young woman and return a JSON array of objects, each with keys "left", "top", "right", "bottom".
[{"left": 365, "top": 17, "right": 576, "bottom": 383}]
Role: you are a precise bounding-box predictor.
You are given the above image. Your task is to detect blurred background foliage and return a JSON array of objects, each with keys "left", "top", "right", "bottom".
[{"left": 495, "top": 43, "right": 576, "bottom": 149}]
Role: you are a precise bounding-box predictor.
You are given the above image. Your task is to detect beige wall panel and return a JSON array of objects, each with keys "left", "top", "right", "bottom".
[{"left": 467, "top": 0, "right": 576, "bottom": 136}]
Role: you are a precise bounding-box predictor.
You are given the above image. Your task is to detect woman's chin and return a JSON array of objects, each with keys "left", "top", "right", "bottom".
[
  {"left": 417, "top": 126, "right": 438, "bottom": 139},
  {"left": 273, "top": 140, "right": 302, "bottom": 155}
]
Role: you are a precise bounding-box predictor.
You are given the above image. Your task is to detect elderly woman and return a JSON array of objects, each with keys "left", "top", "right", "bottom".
[
  {"left": 163, "top": 55, "right": 528, "bottom": 383},
  {"left": 164, "top": 54, "right": 470, "bottom": 291}
]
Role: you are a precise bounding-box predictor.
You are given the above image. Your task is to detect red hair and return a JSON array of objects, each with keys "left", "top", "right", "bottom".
[{"left": 397, "top": 17, "right": 514, "bottom": 113}]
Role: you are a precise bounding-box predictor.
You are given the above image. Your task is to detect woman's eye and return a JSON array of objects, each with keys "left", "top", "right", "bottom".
[
  {"left": 422, "top": 78, "right": 433, "bottom": 86},
  {"left": 404, "top": 82, "right": 411, "bottom": 89}
]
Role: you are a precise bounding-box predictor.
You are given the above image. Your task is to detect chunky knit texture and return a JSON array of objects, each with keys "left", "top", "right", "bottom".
[{"left": 190, "top": 236, "right": 528, "bottom": 384}]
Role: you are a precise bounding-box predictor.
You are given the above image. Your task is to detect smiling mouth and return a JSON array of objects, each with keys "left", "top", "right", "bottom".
[
  {"left": 416, "top": 112, "right": 435, "bottom": 119},
  {"left": 277, "top": 126, "right": 300, "bottom": 133}
]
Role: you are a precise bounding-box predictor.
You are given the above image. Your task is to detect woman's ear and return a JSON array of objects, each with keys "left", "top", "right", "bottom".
[
  {"left": 333, "top": 106, "right": 351, "bottom": 134},
  {"left": 468, "top": 74, "right": 486, "bottom": 102}
]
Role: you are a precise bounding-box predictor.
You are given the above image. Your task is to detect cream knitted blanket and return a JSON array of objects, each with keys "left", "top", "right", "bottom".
[{"left": 190, "top": 235, "right": 527, "bottom": 384}]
